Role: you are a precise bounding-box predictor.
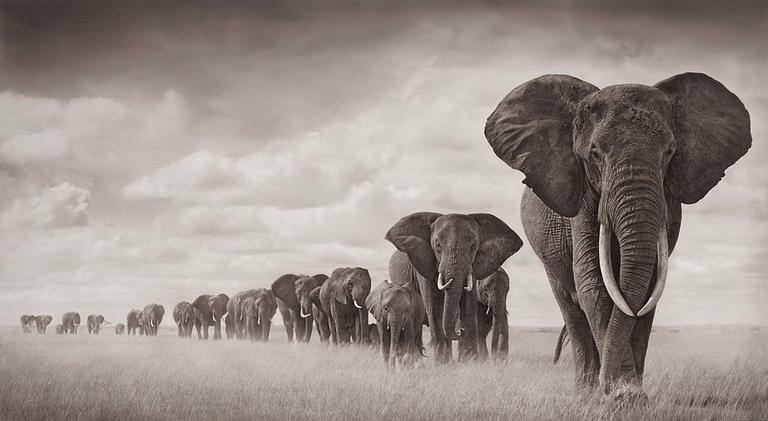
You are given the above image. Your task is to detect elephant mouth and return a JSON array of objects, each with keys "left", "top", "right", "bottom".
[{"left": 598, "top": 223, "right": 669, "bottom": 317}]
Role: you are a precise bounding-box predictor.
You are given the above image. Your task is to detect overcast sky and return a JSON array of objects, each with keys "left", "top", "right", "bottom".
[{"left": 1, "top": 1, "right": 766, "bottom": 326}]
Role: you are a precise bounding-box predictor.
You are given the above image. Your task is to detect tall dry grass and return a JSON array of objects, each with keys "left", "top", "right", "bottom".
[{"left": 0, "top": 326, "right": 766, "bottom": 420}]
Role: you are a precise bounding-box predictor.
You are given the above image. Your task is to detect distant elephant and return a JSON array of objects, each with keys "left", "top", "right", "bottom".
[
  {"left": 484, "top": 73, "right": 751, "bottom": 395},
  {"left": 386, "top": 213, "right": 522, "bottom": 363},
  {"left": 173, "top": 301, "right": 195, "bottom": 338},
  {"left": 142, "top": 304, "right": 165, "bottom": 336},
  {"left": 240, "top": 289, "right": 278, "bottom": 341},
  {"left": 87, "top": 314, "right": 106, "bottom": 334},
  {"left": 62, "top": 312, "right": 81, "bottom": 334},
  {"left": 554, "top": 325, "right": 570, "bottom": 364},
  {"left": 34, "top": 315, "right": 53, "bottom": 334},
  {"left": 55, "top": 324, "right": 64, "bottom": 334},
  {"left": 115, "top": 323, "right": 126, "bottom": 335},
  {"left": 227, "top": 289, "right": 263, "bottom": 339},
  {"left": 20, "top": 315, "right": 35, "bottom": 333},
  {"left": 126, "top": 309, "right": 144, "bottom": 335},
  {"left": 476, "top": 269, "right": 510, "bottom": 359},
  {"left": 271, "top": 273, "right": 328, "bottom": 343},
  {"left": 367, "top": 280, "right": 426, "bottom": 368},
  {"left": 191, "top": 293, "right": 229, "bottom": 340},
  {"left": 319, "top": 267, "right": 372, "bottom": 345},
  {"left": 224, "top": 313, "right": 235, "bottom": 339}
]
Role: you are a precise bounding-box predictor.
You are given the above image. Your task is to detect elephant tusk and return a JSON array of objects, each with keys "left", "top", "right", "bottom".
[
  {"left": 486, "top": 305, "right": 491, "bottom": 316},
  {"left": 300, "top": 308, "right": 311, "bottom": 319},
  {"left": 637, "top": 228, "right": 669, "bottom": 317},
  {"left": 353, "top": 300, "right": 363, "bottom": 309},
  {"left": 385, "top": 279, "right": 392, "bottom": 285},
  {"left": 464, "top": 272, "right": 474, "bottom": 292},
  {"left": 599, "top": 223, "right": 636, "bottom": 317},
  {"left": 437, "top": 273, "right": 453, "bottom": 291}
]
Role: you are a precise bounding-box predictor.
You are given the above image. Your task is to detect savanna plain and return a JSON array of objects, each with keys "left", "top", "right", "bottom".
[{"left": 1, "top": 326, "right": 766, "bottom": 420}]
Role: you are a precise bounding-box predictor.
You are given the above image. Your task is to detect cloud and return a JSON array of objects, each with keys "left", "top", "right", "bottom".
[
  {"left": 155, "top": 205, "right": 269, "bottom": 236},
  {"left": 1, "top": 182, "right": 90, "bottom": 229}
]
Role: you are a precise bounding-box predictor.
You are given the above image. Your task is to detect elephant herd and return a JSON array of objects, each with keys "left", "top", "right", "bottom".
[
  {"left": 20, "top": 312, "right": 110, "bottom": 335},
  {"left": 16, "top": 73, "right": 752, "bottom": 401}
]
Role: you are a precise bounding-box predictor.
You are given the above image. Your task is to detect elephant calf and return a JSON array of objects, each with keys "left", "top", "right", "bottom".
[
  {"left": 115, "top": 323, "right": 126, "bottom": 335},
  {"left": 367, "top": 280, "right": 426, "bottom": 369},
  {"left": 87, "top": 314, "right": 106, "bottom": 334},
  {"left": 476, "top": 269, "right": 510, "bottom": 359},
  {"left": 55, "top": 324, "right": 64, "bottom": 334}
]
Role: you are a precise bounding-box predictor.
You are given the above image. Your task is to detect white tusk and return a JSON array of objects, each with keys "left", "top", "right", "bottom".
[
  {"left": 300, "top": 308, "right": 311, "bottom": 318},
  {"left": 464, "top": 272, "right": 474, "bottom": 292},
  {"left": 386, "top": 279, "right": 392, "bottom": 285},
  {"left": 637, "top": 228, "right": 669, "bottom": 317},
  {"left": 437, "top": 273, "right": 453, "bottom": 291},
  {"left": 353, "top": 300, "right": 363, "bottom": 309},
  {"left": 486, "top": 305, "right": 491, "bottom": 315},
  {"left": 599, "top": 223, "right": 636, "bottom": 317}
]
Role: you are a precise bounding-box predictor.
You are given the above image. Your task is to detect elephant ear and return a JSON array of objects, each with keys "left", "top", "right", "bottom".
[
  {"left": 271, "top": 274, "right": 300, "bottom": 309},
  {"left": 655, "top": 73, "right": 752, "bottom": 204},
  {"left": 470, "top": 214, "right": 523, "bottom": 280},
  {"left": 309, "top": 286, "right": 324, "bottom": 314},
  {"left": 365, "top": 281, "right": 389, "bottom": 322},
  {"left": 385, "top": 212, "right": 443, "bottom": 280},
  {"left": 329, "top": 268, "right": 351, "bottom": 305},
  {"left": 485, "top": 74, "right": 598, "bottom": 217},
  {"left": 311, "top": 274, "right": 329, "bottom": 286}
]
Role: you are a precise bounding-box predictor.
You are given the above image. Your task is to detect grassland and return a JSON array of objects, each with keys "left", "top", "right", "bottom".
[{"left": 0, "top": 325, "right": 766, "bottom": 420}]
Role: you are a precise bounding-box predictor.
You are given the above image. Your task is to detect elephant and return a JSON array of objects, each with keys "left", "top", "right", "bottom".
[
  {"left": 126, "top": 309, "right": 144, "bottom": 335},
  {"left": 366, "top": 280, "right": 426, "bottom": 368},
  {"left": 484, "top": 73, "right": 751, "bottom": 396},
  {"left": 115, "top": 323, "right": 126, "bottom": 335},
  {"left": 385, "top": 213, "right": 523, "bottom": 363},
  {"left": 55, "top": 324, "right": 64, "bottom": 334},
  {"left": 20, "top": 315, "right": 35, "bottom": 333},
  {"left": 227, "top": 289, "right": 263, "bottom": 339},
  {"left": 476, "top": 269, "right": 510, "bottom": 360},
  {"left": 142, "top": 304, "right": 165, "bottom": 336},
  {"left": 271, "top": 273, "right": 328, "bottom": 343},
  {"left": 224, "top": 313, "right": 235, "bottom": 339},
  {"left": 367, "top": 323, "right": 380, "bottom": 348},
  {"left": 240, "top": 289, "right": 278, "bottom": 341},
  {"left": 319, "top": 267, "right": 372, "bottom": 345},
  {"left": 173, "top": 301, "right": 195, "bottom": 338},
  {"left": 62, "top": 312, "right": 81, "bottom": 334},
  {"left": 554, "top": 325, "right": 570, "bottom": 364},
  {"left": 191, "top": 293, "right": 229, "bottom": 340},
  {"left": 87, "top": 314, "right": 106, "bottom": 334},
  {"left": 34, "top": 315, "right": 53, "bottom": 334}
]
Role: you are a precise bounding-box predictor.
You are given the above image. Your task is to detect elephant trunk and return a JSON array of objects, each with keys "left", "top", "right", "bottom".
[
  {"left": 388, "top": 317, "right": 403, "bottom": 368},
  {"left": 442, "top": 270, "right": 465, "bottom": 341},
  {"left": 358, "top": 307, "right": 369, "bottom": 345},
  {"left": 490, "top": 291, "right": 506, "bottom": 352},
  {"left": 261, "top": 319, "right": 270, "bottom": 342},
  {"left": 599, "top": 170, "right": 666, "bottom": 392}
]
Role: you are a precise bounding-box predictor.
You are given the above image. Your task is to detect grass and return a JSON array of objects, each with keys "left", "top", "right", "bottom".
[{"left": 0, "top": 325, "right": 766, "bottom": 420}]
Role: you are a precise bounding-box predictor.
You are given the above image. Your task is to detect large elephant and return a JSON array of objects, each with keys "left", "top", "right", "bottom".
[
  {"left": 240, "top": 289, "right": 278, "bottom": 341},
  {"left": 476, "top": 269, "right": 510, "bottom": 360},
  {"left": 20, "top": 315, "right": 35, "bottom": 333},
  {"left": 366, "top": 280, "right": 425, "bottom": 368},
  {"left": 484, "top": 73, "right": 751, "bottom": 396},
  {"left": 319, "top": 267, "right": 372, "bottom": 345},
  {"left": 115, "top": 323, "right": 126, "bottom": 335},
  {"left": 271, "top": 274, "right": 328, "bottom": 343},
  {"left": 34, "top": 315, "right": 53, "bottom": 334},
  {"left": 62, "top": 312, "right": 81, "bottom": 334},
  {"left": 386, "top": 213, "right": 522, "bottom": 363},
  {"left": 191, "top": 293, "right": 229, "bottom": 340},
  {"left": 142, "top": 304, "right": 165, "bottom": 336},
  {"left": 87, "top": 314, "right": 106, "bottom": 334},
  {"left": 126, "top": 309, "right": 144, "bottom": 335},
  {"left": 173, "top": 301, "right": 195, "bottom": 338}
]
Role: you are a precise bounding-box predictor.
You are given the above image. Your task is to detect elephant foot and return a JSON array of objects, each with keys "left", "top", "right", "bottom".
[{"left": 603, "top": 382, "right": 648, "bottom": 408}]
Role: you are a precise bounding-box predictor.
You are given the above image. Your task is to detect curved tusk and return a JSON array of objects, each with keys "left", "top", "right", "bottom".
[
  {"left": 486, "top": 305, "right": 491, "bottom": 315},
  {"left": 637, "top": 228, "right": 669, "bottom": 317},
  {"left": 300, "top": 308, "right": 311, "bottom": 319},
  {"left": 437, "top": 273, "right": 453, "bottom": 291},
  {"left": 353, "top": 300, "right": 363, "bottom": 309},
  {"left": 385, "top": 279, "right": 392, "bottom": 285},
  {"left": 464, "top": 272, "right": 474, "bottom": 292},
  {"left": 599, "top": 223, "right": 635, "bottom": 317}
]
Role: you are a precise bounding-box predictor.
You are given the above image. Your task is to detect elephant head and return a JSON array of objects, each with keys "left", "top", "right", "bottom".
[
  {"left": 271, "top": 274, "right": 327, "bottom": 320},
  {"left": 328, "top": 267, "right": 372, "bottom": 343},
  {"left": 385, "top": 213, "right": 522, "bottom": 341},
  {"left": 485, "top": 73, "right": 751, "bottom": 391}
]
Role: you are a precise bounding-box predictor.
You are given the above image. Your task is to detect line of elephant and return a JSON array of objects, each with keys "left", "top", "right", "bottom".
[
  {"left": 20, "top": 313, "right": 112, "bottom": 335},
  {"left": 16, "top": 73, "right": 751, "bottom": 403}
]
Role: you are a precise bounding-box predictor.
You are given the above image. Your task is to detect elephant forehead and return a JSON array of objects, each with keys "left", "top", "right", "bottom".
[
  {"left": 584, "top": 84, "right": 673, "bottom": 115},
  {"left": 433, "top": 214, "right": 479, "bottom": 243}
]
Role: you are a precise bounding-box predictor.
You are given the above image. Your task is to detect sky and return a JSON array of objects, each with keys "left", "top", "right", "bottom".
[{"left": 0, "top": 0, "right": 766, "bottom": 326}]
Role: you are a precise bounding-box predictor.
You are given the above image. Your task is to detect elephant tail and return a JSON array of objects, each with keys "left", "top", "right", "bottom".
[{"left": 553, "top": 325, "right": 569, "bottom": 364}]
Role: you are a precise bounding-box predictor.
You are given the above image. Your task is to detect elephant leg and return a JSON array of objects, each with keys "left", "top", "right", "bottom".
[
  {"left": 202, "top": 318, "right": 210, "bottom": 340},
  {"left": 331, "top": 304, "right": 347, "bottom": 345},
  {"left": 627, "top": 308, "right": 656, "bottom": 386},
  {"left": 379, "top": 324, "right": 391, "bottom": 368},
  {"left": 497, "top": 312, "right": 510, "bottom": 358},
  {"left": 177, "top": 324, "right": 183, "bottom": 337},
  {"left": 195, "top": 320, "right": 202, "bottom": 340},
  {"left": 555, "top": 284, "right": 600, "bottom": 391},
  {"left": 318, "top": 314, "right": 330, "bottom": 343},
  {"left": 418, "top": 275, "right": 450, "bottom": 364},
  {"left": 458, "top": 292, "right": 479, "bottom": 362},
  {"left": 304, "top": 318, "right": 313, "bottom": 343},
  {"left": 476, "top": 306, "right": 492, "bottom": 359},
  {"left": 214, "top": 319, "right": 222, "bottom": 340}
]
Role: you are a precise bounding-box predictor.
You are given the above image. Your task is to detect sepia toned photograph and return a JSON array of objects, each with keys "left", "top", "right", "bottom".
[{"left": 0, "top": 1, "right": 765, "bottom": 419}]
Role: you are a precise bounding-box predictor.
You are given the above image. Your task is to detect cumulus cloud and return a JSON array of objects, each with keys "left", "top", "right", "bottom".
[{"left": 1, "top": 182, "right": 90, "bottom": 229}]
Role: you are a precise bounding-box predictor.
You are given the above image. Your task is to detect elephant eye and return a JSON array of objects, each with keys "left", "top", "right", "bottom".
[{"left": 589, "top": 146, "right": 601, "bottom": 163}]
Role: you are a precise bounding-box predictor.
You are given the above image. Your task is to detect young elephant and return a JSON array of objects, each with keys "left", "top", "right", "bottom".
[
  {"left": 35, "top": 315, "right": 53, "bottom": 334},
  {"left": 126, "top": 309, "right": 144, "bottom": 335},
  {"left": 173, "top": 301, "right": 195, "bottom": 338},
  {"left": 476, "top": 269, "right": 510, "bottom": 359},
  {"left": 319, "top": 267, "right": 372, "bottom": 345},
  {"left": 55, "top": 324, "right": 64, "bottom": 334},
  {"left": 367, "top": 323, "right": 380, "bottom": 347},
  {"left": 271, "top": 274, "right": 328, "bottom": 343},
  {"left": 366, "top": 280, "right": 426, "bottom": 368},
  {"left": 87, "top": 314, "right": 106, "bottom": 334},
  {"left": 62, "top": 312, "right": 81, "bottom": 334},
  {"left": 115, "top": 323, "right": 126, "bottom": 335},
  {"left": 240, "top": 289, "right": 278, "bottom": 342}
]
